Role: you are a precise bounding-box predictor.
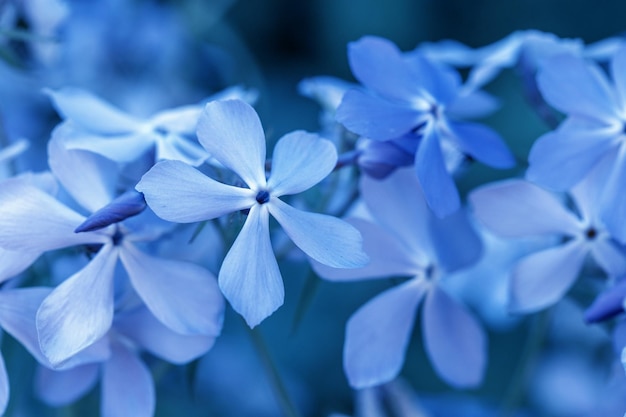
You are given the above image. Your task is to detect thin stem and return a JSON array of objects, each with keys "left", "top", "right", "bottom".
[
  {"left": 245, "top": 324, "right": 303, "bottom": 417},
  {"left": 499, "top": 309, "right": 551, "bottom": 417}
]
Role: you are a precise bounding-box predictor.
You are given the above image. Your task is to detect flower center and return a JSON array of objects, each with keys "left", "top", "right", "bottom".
[
  {"left": 255, "top": 190, "right": 270, "bottom": 204},
  {"left": 585, "top": 227, "right": 597, "bottom": 240}
]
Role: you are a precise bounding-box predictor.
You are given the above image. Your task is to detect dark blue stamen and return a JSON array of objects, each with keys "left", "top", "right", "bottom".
[
  {"left": 585, "top": 227, "right": 597, "bottom": 240},
  {"left": 255, "top": 190, "right": 270, "bottom": 204}
]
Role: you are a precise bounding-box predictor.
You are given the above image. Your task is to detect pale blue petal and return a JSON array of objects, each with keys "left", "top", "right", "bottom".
[
  {"left": 196, "top": 100, "right": 266, "bottom": 187},
  {"left": 218, "top": 204, "right": 283, "bottom": 327},
  {"left": 0, "top": 355, "right": 8, "bottom": 416},
  {"left": 136, "top": 160, "right": 255, "bottom": 222},
  {"left": 60, "top": 122, "right": 153, "bottom": 163},
  {"left": 120, "top": 242, "right": 224, "bottom": 336},
  {"left": 447, "top": 121, "right": 515, "bottom": 169},
  {"left": 269, "top": 198, "right": 369, "bottom": 268},
  {"left": 48, "top": 130, "right": 117, "bottom": 213},
  {"left": 267, "top": 131, "right": 337, "bottom": 196},
  {"left": 422, "top": 286, "right": 486, "bottom": 388},
  {"left": 601, "top": 144, "right": 626, "bottom": 242},
  {"left": 101, "top": 342, "right": 154, "bottom": 417},
  {"left": 149, "top": 104, "right": 202, "bottom": 135},
  {"left": 116, "top": 307, "right": 217, "bottom": 364},
  {"left": 313, "top": 218, "right": 421, "bottom": 282},
  {"left": 0, "top": 182, "right": 109, "bottom": 252},
  {"left": 405, "top": 54, "right": 460, "bottom": 105},
  {"left": 469, "top": 180, "right": 581, "bottom": 237},
  {"left": 35, "top": 364, "right": 99, "bottom": 406},
  {"left": 568, "top": 155, "right": 614, "bottom": 222},
  {"left": 591, "top": 238, "right": 626, "bottom": 277},
  {"left": 154, "top": 133, "right": 208, "bottom": 166},
  {"left": 344, "top": 279, "right": 427, "bottom": 388},
  {"left": 509, "top": 240, "right": 588, "bottom": 313},
  {"left": 37, "top": 245, "right": 118, "bottom": 366},
  {"left": 415, "top": 129, "right": 460, "bottom": 218},
  {"left": 0, "top": 248, "right": 40, "bottom": 282},
  {"left": 45, "top": 88, "right": 143, "bottom": 134},
  {"left": 429, "top": 208, "right": 483, "bottom": 272},
  {"left": 611, "top": 47, "right": 626, "bottom": 113},
  {"left": 537, "top": 54, "right": 619, "bottom": 121},
  {"left": 0, "top": 288, "right": 51, "bottom": 365},
  {"left": 360, "top": 168, "right": 431, "bottom": 258},
  {"left": 446, "top": 90, "right": 500, "bottom": 119},
  {"left": 526, "top": 125, "right": 617, "bottom": 191},
  {"left": 336, "top": 89, "right": 423, "bottom": 140},
  {"left": 348, "top": 36, "right": 423, "bottom": 101}
]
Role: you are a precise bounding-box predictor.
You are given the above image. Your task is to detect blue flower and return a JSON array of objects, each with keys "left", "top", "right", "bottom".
[
  {"left": 137, "top": 99, "right": 369, "bottom": 327},
  {"left": 314, "top": 168, "right": 486, "bottom": 389},
  {"left": 336, "top": 36, "right": 515, "bottom": 217},
  {"left": 0, "top": 133, "right": 225, "bottom": 366},
  {"left": 470, "top": 165, "right": 626, "bottom": 313},
  {"left": 46, "top": 85, "right": 257, "bottom": 166},
  {"left": 526, "top": 47, "right": 626, "bottom": 241},
  {"left": 35, "top": 306, "right": 216, "bottom": 417}
]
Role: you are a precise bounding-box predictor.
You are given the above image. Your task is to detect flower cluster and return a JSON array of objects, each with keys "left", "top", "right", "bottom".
[{"left": 1, "top": 1, "right": 626, "bottom": 416}]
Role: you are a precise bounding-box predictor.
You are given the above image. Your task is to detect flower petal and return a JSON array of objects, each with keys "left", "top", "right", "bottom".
[
  {"left": 348, "top": 36, "right": 423, "bottom": 101},
  {"left": 136, "top": 159, "right": 255, "bottom": 223},
  {"left": 360, "top": 168, "right": 431, "bottom": 257},
  {"left": 37, "top": 245, "right": 118, "bottom": 366},
  {"left": 269, "top": 198, "right": 369, "bottom": 268},
  {"left": 469, "top": 179, "right": 581, "bottom": 237},
  {"left": 101, "top": 342, "right": 154, "bottom": 417},
  {"left": 0, "top": 287, "right": 51, "bottom": 365},
  {"left": 45, "top": 87, "right": 143, "bottom": 134},
  {"left": 149, "top": 104, "right": 203, "bottom": 135},
  {"left": 35, "top": 363, "right": 100, "bottom": 406},
  {"left": 218, "top": 205, "right": 283, "bottom": 327},
  {"left": 48, "top": 130, "right": 118, "bottom": 212},
  {"left": 196, "top": 100, "right": 267, "bottom": 187},
  {"left": 344, "top": 279, "right": 427, "bottom": 388},
  {"left": 509, "top": 240, "right": 588, "bottom": 313},
  {"left": 611, "top": 47, "right": 626, "bottom": 113},
  {"left": 415, "top": 129, "right": 460, "bottom": 218},
  {"left": 591, "top": 238, "right": 626, "bottom": 277},
  {"left": 526, "top": 124, "right": 617, "bottom": 191},
  {"left": 537, "top": 54, "right": 619, "bottom": 121},
  {"left": 0, "top": 248, "right": 40, "bottom": 282},
  {"left": 447, "top": 121, "right": 515, "bottom": 169},
  {"left": 267, "top": 131, "right": 337, "bottom": 196},
  {"left": 601, "top": 144, "right": 626, "bottom": 243},
  {"left": 115, "top": 307, "right": 217, "bottom": 364},
  {"left": 422, "top": 286, "right": 486, "bottom": 388},
  {"left": 313, "top": 218, "right": 420, "bottom": 282},
  {"left": 60, "top": 122, "right": 153, "bottom": 163},
  {"left": 120, "top": 242, "right": 224, "bottom": 336},
  {"left": 0, "top": 355, "right": 8, "bottom": 416},
  {"left": 336, "top": 89, "right": 423, "bottom": 140},
  {"left": 0, "top": 181, "right": 108, "bottom": 252}
]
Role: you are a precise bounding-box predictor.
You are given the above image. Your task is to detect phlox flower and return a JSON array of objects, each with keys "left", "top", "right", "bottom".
[
  {"left": 418, "top": 30, "right": 623, "bottom": 92},
  {"left": 0, "top": 133, "right": 224, "bottom": 366},
  {"left": 336, "top": 36, "right": 515, "bottom": 217},
  {"left": 46, "top": 85, "right": 257, "bottom": 166},
  {"left": 526, "top": 47, "right": 626, "bottom": 242},
  {"left": 314, "top": 168, "right": 486, "bottom": 389},
  {"left": 137, "top": 99, "right": 369, "bottom": 327},
  {"left": 469, "top": 165, "right": 626, "bottom": 313},
  {"left": 35, "top": 306, "right": 216, "bottom": 417}
]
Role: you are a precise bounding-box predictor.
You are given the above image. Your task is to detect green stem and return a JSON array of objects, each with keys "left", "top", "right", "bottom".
[
  {"left": 499, "top": 310, "right": 551, "bottom": 417},
  {"left": 245, "top": 324, "right": 303, "bottom": 417}
]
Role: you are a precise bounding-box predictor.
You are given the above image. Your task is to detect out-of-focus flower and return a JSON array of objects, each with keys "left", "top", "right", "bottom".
[
  {"left": 315, "top": 168, "right": 486, "bottom": 388},
  {"left": 470, "top": 164, "right": 626, "bottom": 313}
]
